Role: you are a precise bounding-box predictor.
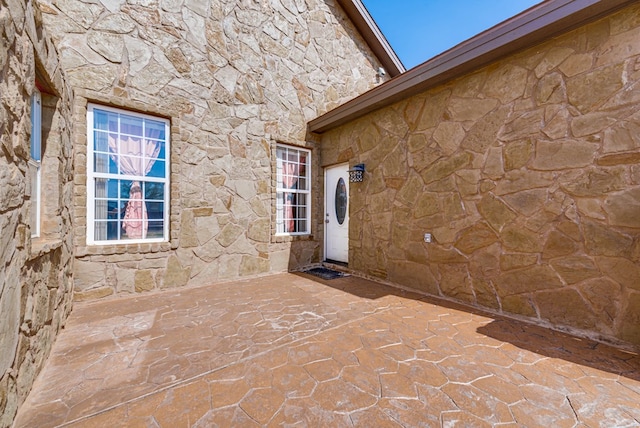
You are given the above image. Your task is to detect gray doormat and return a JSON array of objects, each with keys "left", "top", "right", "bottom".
[{"left": 304, "top": 267, "right": 345, "bottom": 280}]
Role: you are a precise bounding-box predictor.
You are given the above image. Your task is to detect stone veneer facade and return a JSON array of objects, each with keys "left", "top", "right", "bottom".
[
  {"left": 37, "top": 0, "right": 387, "bottom": 299},
  {"left": 0, "top": 0, "right": 75, "bottom": 425},
  {"left": 321, "top": 3, "right": 640, "bottom": 348}
]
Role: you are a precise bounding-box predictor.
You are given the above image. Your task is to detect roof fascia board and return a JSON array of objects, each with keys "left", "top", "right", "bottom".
[
  {"left": 310, "top": 0, "right": 634, "bottom": 133},
  {"left": 335, "top": 0, "right": 405, "bottom": 76}
]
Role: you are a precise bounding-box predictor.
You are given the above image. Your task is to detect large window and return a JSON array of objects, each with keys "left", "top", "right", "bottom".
[
  {"left": 87, "top": 105, "right": 170, "bottom": 244},
  {"left": 276, "top": 145, "right": 310, "bottom": 235},
  {"left": 29, "top": 89, "right": 42, "bottom": 237}
]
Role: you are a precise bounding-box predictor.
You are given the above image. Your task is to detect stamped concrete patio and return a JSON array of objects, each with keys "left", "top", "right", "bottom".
[{"left": 13, "top": 273, "right": 640, "bottom": 427}]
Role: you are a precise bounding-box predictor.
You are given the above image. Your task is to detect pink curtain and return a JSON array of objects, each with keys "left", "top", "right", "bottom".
[
  {"left": 282, "top": 161, "right": 298, "bottom": 233},
  {"left": 108, "top": 135, "right": 160, "bottom": 239},
  {"left": 121, "top": 182, "right": 147, "bottom": 238}
]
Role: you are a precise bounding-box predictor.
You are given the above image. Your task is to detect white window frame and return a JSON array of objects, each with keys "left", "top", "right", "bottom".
[
  {"left": 29, "top": 89, "right": 42, "bottom": 238},
  {"left": 275, "top": 144, "right": 311, "bottom": 236},
  {"left": 86, "top": 104, "right": 170, "bottom": 245}
]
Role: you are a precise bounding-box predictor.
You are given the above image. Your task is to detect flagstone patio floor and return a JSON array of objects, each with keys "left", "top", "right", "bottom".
[{"left": 13, "top": 273, "right": 640, "bottom": 427}]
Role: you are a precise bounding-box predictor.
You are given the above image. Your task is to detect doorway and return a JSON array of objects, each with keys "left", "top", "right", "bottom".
[{"left": 324, "top": 163, "right": 349, "bottom": 263}]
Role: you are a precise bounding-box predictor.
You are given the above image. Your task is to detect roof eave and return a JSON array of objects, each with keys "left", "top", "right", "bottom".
[
  {"left": 336, "top": 0, "right": 405, "bottom": 77},
  {"left": 310, "top": 0, "right": 634, "bottom": 134}
]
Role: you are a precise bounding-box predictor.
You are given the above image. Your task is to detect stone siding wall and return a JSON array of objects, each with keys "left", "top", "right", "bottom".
[
  {"left": 321, "top": 3, "right": 640, "bottom": 347},
  {"left": 38, "top": 0, "right": 387, "bottom": 299},
  {"left": 0, "top": 1, "right": 74, "bottom": 425}
]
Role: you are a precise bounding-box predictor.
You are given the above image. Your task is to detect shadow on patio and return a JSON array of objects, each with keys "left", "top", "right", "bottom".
[{"left": 13, "top": 273, "right": 640, "bottom": 427}]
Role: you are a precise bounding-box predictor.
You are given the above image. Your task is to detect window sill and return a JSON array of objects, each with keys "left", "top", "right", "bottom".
[
  {"left": 29, "top": 238, "right": 63, "bottom": 260},
  {"left": 76, "top": 241, "right": 173, "bottom": 257},
  {"left": 273, "top": 234, "right": 315, "bottom": 243}
]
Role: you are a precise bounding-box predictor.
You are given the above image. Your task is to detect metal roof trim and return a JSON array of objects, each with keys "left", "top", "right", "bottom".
[{"left": 310, "top": 0, "right": 634, "bottom": 133}]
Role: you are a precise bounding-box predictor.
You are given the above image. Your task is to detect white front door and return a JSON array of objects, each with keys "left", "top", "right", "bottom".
[{"left": 325, "top": 163, "right": 349, "bottom": 263}]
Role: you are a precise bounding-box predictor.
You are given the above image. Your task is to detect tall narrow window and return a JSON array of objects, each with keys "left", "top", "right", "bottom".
[
  {"left": 276, "top": 145, "right": 311, "bottom": 235},
  {"left": 86, "top": 105, "right": 170, "bottom": 244},
  {"left": 29, "top": 89, "right": 42, "bottom": 237}
]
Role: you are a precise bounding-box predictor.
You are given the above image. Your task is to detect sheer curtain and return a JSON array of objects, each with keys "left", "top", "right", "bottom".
[
  {"left": 108, "top": 134, "right": 160, "bottom": 239},
  {"left": 282, "top": 160, "right": 298, "bottom": 233}
]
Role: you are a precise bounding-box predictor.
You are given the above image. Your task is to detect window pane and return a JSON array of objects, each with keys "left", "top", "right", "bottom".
[
  {"left": 145, "top": 182, "right": 164, "bottom": 201},
  {"left": 146, "top": 221, "right": 164, "bottom": 238},
  {"left": 94, "top": 152, "right": 117, "bottom": 174},
  {"left": 146, "top": 160, "right": 166, "bottom": 178},
  {"left": 146, "top": 201, "right": 164, "bottom": 220},
  {"left": 94, "top": 109, "right": 118, "bottom": 132},
  {"left": 120, "top": 114, "right": 143, "bottom": 137},
  {"left": 146, "top": 119, "right": 165, "bottom": 140}
]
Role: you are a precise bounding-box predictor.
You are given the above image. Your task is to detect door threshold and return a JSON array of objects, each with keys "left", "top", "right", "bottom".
[{"left": 324, "top": 259, "right": 348, "bottom": 268}]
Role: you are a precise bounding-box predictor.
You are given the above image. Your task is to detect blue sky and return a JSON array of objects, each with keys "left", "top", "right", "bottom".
[{"left": 361, "top": 0, "right": 543, "bottom": 70}]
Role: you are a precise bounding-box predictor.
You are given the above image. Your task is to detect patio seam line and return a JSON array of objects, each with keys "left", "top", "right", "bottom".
[{"left": 53, "top": 299, "right": 404, "bottom": 427}]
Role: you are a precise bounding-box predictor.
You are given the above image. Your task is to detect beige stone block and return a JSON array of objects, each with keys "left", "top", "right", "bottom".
[
  {"left": 484, "top": 64, "right": 528, "bottom": 103},
  {"left": 604, "top": 118, "right": 640, "bottom": 154},
  {"left": 432, "top": 122, "right": 465, "bottom": 155},
  {"left": 500, "top": 109, "right": 544, "bottom": 141},
  {"left": 542, "top": 230, "right": 577, "bottom": 259},
  {"left": 570, "top": 109, "right": 620, "bottom": 138},
  {"left": 194, "top": 216, "right": 220, "bottom": 245},
  {"left": 448, "top": 97, "right": 498, "bottom": 122},
  {"left": 501, "top": 294, "right": 537, "bottom": 317},
  {"left": 115, "top": 268, "right": 135, "bottom": 294},
  {"left": 73, "top": 260, "right": 105, "bottom": 290},
  {"left": 472, "top": 278, "right": 500, "bottom": 310},
  {"left": 426, "top": 246, "right": 467, "bottom": 264},
  {"left": 558, "top": 53, "right": 593, "bottom": 77},
  {"left": 414, "top": 90, "right": 450, "bottom": 132},
  {"left": 134, "top": 270, "right": 155, "bottom": 292},
  {"left": 494, "top": 265, "right": 563, "bottom": 297},
  {"left": 483, "top": 145, "right": 504, "bottom": 179},
  {"left": 619, "top": 292, "right": 640, "bottom": 344},
  {"left": 532, "top": 139, "right": 598, "bottom": 170},
  {"left": 583, "top": 219, "right": 634, "bottom": 257},
  {"left": 500, "top": 253, "right": 538, "bottom": 271},
  {"left": 500, "top": 224, "right": 543, "bottom": 253},
  {"left": 387, "top": 260, "right": 439, "bottom": 296},
  {"left": 462, "top": 106, "right": 511, "bottom": 154},
  {"left": 597, "top": 152, "right": 640, "bottom": 166},
  {"left": 73, "top": 286, "right": 114, "bottom": 301},
  {"left": 550, "top": 256, "right": 599, "bottom": 285},
  {"left": 161, "top": 255, "right": 190, "bottom": 289},
  {"left": 438, "top": 264, "right": 475, "bottom": 303},
  {"left": 542, "top": 106, "right": 570, "bottom": 139},
  {"left": 566, "top": 63, "right": 624, "bottom": 113},
  {"left": 248, "top": 219, "right": 270, "bottom": 243},
  {"left": 536, "top": 288, "right": 598, "bottom": 330},
  {"left": 595, "top": 257, "right": 640, "bottom": 292},
  {"left": 454, "top": 223, "right": 498, "bottom": 255},
  {"left": 562, "top": 166, "right": 626, "bottom": 197},
  {"left": 494, "top": 170, "right": 554, "bottom": 195},
  {"left": 604, "top": 187, "right": 640, "bottom": 228},
  {"left": 239, "top": 255, "right": 270, "bottom": 276},
  {"left": 534, "top": 47, "right": 574, "bottom": 78},
  {"left": 579, "top": 277, "right": 621, "bottom": 330},
  {"left": 477, "top": 194, "right": 517, "bottom": 233},
  {"left": 502, "top": 189, "right": 546, "bottom": 217},
  {"left": 503, "top": 139, "right": 533, "bottom": 171},
  {"left": 420, "top": 152, "right": 472, "bottom": 185}
]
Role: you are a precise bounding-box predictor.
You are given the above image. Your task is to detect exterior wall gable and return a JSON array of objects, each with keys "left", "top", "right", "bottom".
[
  {"left": 320, "top": 1, "right": 640, "bottom": 348},
  {"left": 36, "top": 0, "right": 389, "bottom": 298}
]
